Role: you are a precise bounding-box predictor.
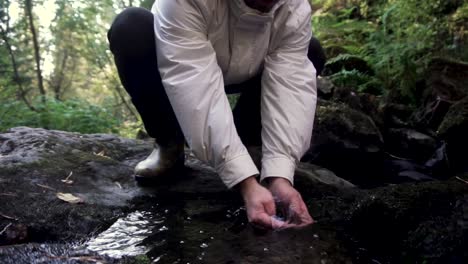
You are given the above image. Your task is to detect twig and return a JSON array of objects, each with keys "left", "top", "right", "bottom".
[
  {"left": 36, "top": 184, "right": 56, "bottom": 191},
  {"left": 45, "top": 255, "right": 105, "bottom": 263},
  {"left": 384, "top": 152, "right": 412, "bottom": 161},
  {"left": 0, "top": 193, "right": 17, "bottom": 197},
  {"left": 0, "top": 223, "right": 12, "bottom": 235},
  {"left": 0, "top": 212, "right": 18, "bottom": 221},
  {"left": 456, "top": 176, "right": 468, "bottom": 185},
  {"left": 115, "top": 182, "right": 122, "bottom": 189},
  {"left": 61, "top": 171, "right": 74, "bottom": 184}
]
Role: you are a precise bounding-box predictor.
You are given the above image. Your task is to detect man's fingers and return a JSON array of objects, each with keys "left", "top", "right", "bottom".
[
  {"left": 287, "top": 197, "right": 313, "bottom": 226},
  {"left": 263, "top": 198, "right": 276, "bottom": 216},
  {"left": 250, "top": 212, "right": 273, "bottom": 229}
]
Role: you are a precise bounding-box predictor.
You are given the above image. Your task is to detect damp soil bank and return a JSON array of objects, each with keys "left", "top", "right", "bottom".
[{"left": 0, "top": 127, "right": 467, "bottom": 263}]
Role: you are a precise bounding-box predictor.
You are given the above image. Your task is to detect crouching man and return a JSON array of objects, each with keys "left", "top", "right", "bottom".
[{"left": 107, "top": 0, "right": 326, "bottom": 229}]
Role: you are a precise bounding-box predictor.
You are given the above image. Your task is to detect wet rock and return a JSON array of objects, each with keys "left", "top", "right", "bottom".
[
  {"left": 332, "top": 86, "right": 383, "bottom": 128},
  {"left": 295, "top": 163, "right": 355, "bottom": 189},
  {"left": 384, "top": 128, "right": 438, "bottom": 162},
  {"left": 382, "top": 159, "right": 434, "bottom": 183},
  {"left": 438, "top": 97, "right": 468, "bottom": 173},
  {"left": 0, "top": 224, "right": 28, "bottom": 246},
  {"left": 304, "top": 101, "right": 384, "bottom": 186},
  {"left": 412, "top": 58, "right": 468, "bottom": 131},
  {"left": 1, "top": 127, "right": 467, "bottom": 263},
  {"left": 347, "top": 180, "right": 468, "bottom": 263},
  {"left": 249, "top": 146, "right": 355, "bottom": 189},
  {"left": 382, "top": 103, "right": 414, "bottom": 128}
]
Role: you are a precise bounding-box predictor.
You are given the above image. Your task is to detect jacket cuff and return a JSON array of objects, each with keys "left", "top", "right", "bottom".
[
  {"left": 260, "top": 157, "right": 295, "bottom": 186},
  {"left": 218, "top": 154, "right": 259, "bottom": 189}
]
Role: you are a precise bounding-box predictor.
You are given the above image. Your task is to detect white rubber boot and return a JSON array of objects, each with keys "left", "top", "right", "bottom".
[{"left": 134, "top": 141, "right": 185, "bottom": 180}]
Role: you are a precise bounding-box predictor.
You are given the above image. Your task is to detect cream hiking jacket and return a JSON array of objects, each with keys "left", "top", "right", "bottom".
[{"left": 151, "top": 0, "right": 317, "bottom": 188}]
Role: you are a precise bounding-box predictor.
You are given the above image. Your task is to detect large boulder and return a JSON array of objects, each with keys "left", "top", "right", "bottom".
[
  {"left": 0, "top": 127, "right": 467, "bottom": 263},
  {"left": 384, "top": 128, "right": 438, "bottom": 162},
  {"left": 332, "top": 86, "right": 384, "bottom": 129},
  {"left": 304, "top": 101, "right": 384, "bottom": 186},
  {"left": 412, "top": 58, "right": 468, "bottom": 131},
  {"left": 438, "top": 97, "right": 468, "bottom": 173}
]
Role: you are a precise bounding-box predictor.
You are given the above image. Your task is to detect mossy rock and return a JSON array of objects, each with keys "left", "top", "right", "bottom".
[{"left": 438, "top": 97, "right": 468, "bottom": 137}]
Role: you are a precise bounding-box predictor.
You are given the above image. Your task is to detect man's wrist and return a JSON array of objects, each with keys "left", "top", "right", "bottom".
[
  {"left": 266, "top": 177, "right": 292, "bottom": 187},
  {"left": 238, "top": 175, "right": 258, "bottom": 196}
]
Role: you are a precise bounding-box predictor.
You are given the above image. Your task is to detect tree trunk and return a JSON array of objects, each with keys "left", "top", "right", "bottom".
[
  {"left": 25, "top": 0, "right": 46, "bottom": 103},
  {"left": 0, "top": 1, "right": 36, "bottom": 111},
  {"left": 52, "top": 49, "right": 69, "bottom": 100}
]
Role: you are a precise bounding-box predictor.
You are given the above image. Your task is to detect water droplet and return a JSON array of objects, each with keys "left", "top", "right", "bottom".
[
  {"left": 210, "top": 237, "right": 214, "bottom": 240},
  {"left": 164, "top": 209, "right": 169, "bottom": 213},
  {"left": 313, "top": 234, "right": 319, "bottom": 239},
  {"left": 199, "top": 230, "right": 204, "bottom": 234},
  {"left": 187, "top": 216, "right": 192, "bottom": 220},
  {"left": 264, "top": 247, "right": 269, "bottom": 251},
  {"left": 180, "top": 240, "right": 185, "bottom": 244},
  {"left": 200, "top": 243, "right": 209, "bottom": 248}
]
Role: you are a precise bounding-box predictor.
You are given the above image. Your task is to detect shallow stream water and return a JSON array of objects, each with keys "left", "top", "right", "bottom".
[{"left": 81, "top": 194, "right": 353, "bottom": 264}]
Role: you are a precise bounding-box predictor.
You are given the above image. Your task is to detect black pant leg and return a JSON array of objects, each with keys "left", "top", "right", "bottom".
[
  {"left": 107, "top": 7, "right": 183, "bottom": 146},
  {"left": 231, "top": 37, "right": 326, "bottom": 147},
  {"left": 308, "top": 36, "right": 326, "bottom": 76},
  {"left": 231, "top": 75, "right": 263, "bottom": 147}
]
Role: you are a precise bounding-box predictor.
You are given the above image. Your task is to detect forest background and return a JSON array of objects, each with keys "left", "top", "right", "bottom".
[{"left": 0, "top": 0, "right": 466, "bottom": 137}]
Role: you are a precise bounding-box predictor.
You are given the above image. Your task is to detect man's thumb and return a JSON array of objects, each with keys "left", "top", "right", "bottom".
[{"left": 264, "top": 198, "right": 276, "bottom": 216}]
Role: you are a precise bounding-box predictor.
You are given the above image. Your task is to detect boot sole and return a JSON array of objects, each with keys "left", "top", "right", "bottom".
[{"left": 134, "top": 159, "right": 189, "bottom": 186}]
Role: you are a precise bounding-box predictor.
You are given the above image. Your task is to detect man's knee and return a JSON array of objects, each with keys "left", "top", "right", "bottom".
[
  {"left": 107, "top": 7, "right": 154, "bottom": 55},
  {"left": 308, "top": 37, "right": 326, "bottom": 76}
]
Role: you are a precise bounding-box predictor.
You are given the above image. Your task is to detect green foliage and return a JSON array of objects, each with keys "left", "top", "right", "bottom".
[
  {"left": 0, "top": 97, "right": 121, "bottom": 134},
  {"left": 227, "top": 94, "right": 240, "bottom": 109},
  {"left": 313, "top": 0, "right": 468, "bottom": 104}
]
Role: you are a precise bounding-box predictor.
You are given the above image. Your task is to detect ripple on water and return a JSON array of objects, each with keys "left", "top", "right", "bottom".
[{"left": 85, "top": 211, "right": 162, "bottom": 258}]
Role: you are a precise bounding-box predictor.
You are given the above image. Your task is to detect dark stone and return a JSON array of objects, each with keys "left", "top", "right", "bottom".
[
  {"left": 304, "top": 101, "right": 384, "bottom": 186},
  {"left": 0, "top": 224, "right": 28, "bottom": 246},
  {"left": 0, "top": 127, "right": 467, "bottom": 263},
  {"left": 135, "top": 129, "right": 150, "bottom": 140},
  {"left": 438, "top": 97, "right": 468, "bottom": 173},
  {"left": 412, "top": 58, "right": 468, "bottom": 131},
  {"left": 381, "top": 103, "right": 414, "bottom": 128},
  {"left": 384, "top": 128, "right": 438, "bottom": 162},
  {"left": 347, "top": 180, "right": 468, "bottom": 263},
  {"left": 332, "top": 86, "right": 384, "bottom": 129}
]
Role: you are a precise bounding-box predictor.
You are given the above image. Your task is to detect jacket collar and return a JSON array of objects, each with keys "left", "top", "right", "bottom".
[{"left": 229, "top": 0, "right": 286, "bottom": 23}]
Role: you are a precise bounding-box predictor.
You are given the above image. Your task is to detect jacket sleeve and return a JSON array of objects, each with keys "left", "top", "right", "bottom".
[
  {"left": 260, "top": 6, "right": 317, "bottom": 185},
  {"left": 152, "top": 0, "right": 259, "bottom": 188}
]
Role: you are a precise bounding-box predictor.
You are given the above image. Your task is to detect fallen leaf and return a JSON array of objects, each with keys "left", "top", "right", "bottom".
[
  {"left": 61, "top": 171, "right": 74, "bottom": 184},
  {"left": 93, "top": 150, "right": 110, "bottom": 159},
  {"left": 56, "top": 193, "right": 83, "bottom": 204}
]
